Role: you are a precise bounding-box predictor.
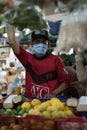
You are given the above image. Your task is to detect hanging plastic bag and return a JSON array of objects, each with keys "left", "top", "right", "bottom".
[{"left": 57, "top": 6, "right": 87, "bottom": 52}]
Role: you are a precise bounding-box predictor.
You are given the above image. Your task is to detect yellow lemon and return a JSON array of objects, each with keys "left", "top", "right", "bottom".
[
  {"left": 34, "top": 105, "right": 39, "bottom": 109},
  {"left": 51, "top": 110, "right": 61, "bottom": 118},
  {"left": 28, "top": 109, "right": 41, "bottom": 116},
  {"left": 65, "top": 110, "right": 74, "bottom": 117},
  {"left": 41, "top": 101, "right": 51, "bottom": 107},
  {"left": 21, "top": 101, "right": 31, "bottom": 110},
  {"left": 50, "top": 98, "right": 64, "bottom": 107},
  {"left": 51, "top": 101, "right": 65, "bottom": 110},
  {"left": 38, "top": 104, "right": 47, "bottom": 112},
  {"left": 56, "top": 102, "right": 65, "bottom": 110},
  {"left": 47, "top": 106, "right": 59, "bottom": 112},
  {"left": 65, "top": 106, "right": 73, "bottom": 111},
  {"left": 38, "top": 101, "right": 50, "bottom": 112},
  {"left": 28, "top": 109, "right": 35, "bottom": 115},
  {"left": 50, "top": 98, "right": 61, "bottom": 104},
  {"left": 31, "top": 99, "right": 41, "bottom": 107},
  {"left": 42, "top": 111, "right": 51, "bottom": 118}
]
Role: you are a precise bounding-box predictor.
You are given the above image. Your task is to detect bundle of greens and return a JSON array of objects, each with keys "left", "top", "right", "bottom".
[{"left": 2, "top": 3, "right": 48, "bottom": 31}]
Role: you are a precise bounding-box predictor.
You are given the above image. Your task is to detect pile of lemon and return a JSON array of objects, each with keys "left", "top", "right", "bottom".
[{"left": 21, "top": 98, "right": 75, "bottom": 118}]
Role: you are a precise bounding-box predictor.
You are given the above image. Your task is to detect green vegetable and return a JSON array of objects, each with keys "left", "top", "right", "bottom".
[
  {"left": 17, "top": 105, "right": 22, "bottom": 112},
  {"left": 59, "top": 53, "right": 75, "bottom": 66},
  {"left": 18, "top": 109, "right": 26, "bottom": 116},
  {"left": 4, "top": 108, "right": 13, "bottom": 115},
  {"left": 12, "top": 109, "right": 17, "bottom": 115},
  {"left": 3, "top": 3, "right": 48, "bottom": 31}
]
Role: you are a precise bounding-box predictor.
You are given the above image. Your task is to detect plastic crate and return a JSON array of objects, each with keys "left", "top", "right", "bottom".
[
  {"left": 0, "top": 115, "right": 18, "bottom": 126},
  {"left": 79, "top": 111, "right": 87, "bottom": 118},
  {"left": 56, "top": 95, "right": 67, "bottom": 102},
  {"left": 56, "top": 117, "right": 87, "bottom": 130},
  {"left": 18, "top": 115, "right": 57, "bottom": 130},
  {"left": 30, "top": 95, "right": 67, "bottom": 102},
  {"left": 0, "top": 115, "right": 57, "bottom": 130},
  {"left": 1, "top": 114, "right": 87, "bottom": 130}
]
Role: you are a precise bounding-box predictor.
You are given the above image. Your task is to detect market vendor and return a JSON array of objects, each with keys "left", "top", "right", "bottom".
[{"left": 6, "top": 25, "right": 70, "bottom": 98}]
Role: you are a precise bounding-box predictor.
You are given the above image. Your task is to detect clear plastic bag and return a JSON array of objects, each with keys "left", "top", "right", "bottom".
[{"left": 57, "top": 7, "right": 87, "bottom": 52}]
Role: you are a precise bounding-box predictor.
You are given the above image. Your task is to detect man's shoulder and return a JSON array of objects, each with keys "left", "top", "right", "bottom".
[{"left": 50, "top": 53, "right": 61, "bottom": 59}]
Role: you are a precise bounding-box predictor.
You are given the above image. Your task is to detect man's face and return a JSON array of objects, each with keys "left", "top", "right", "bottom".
[
  {"left": 31, "top": 37, "right": 48, "bottom": 46},
  {"left": 30, "top": 36, "right": 49, "bottom": 56}
]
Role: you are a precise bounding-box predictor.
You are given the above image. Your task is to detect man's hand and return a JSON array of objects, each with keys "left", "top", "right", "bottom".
[
  {"left": 6, "top": 25, "right": 16, "bottom": 44},
  {"left": 44, "top": 83, "right": 69, "bottom": 98},
  {"left": 44, "top": 93, "right": 56, "bottom": 98}
]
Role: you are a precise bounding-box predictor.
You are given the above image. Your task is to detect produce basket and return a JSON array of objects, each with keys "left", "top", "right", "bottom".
[
  {"left": 56, "top": 117, "right": 87, "bottom": 130},
  {"left": 18, "top": 115, "right": 57, "bottom": 130},
  {"left": 0, "top": 114, "right": 57, "bottom": 130},
  {"left": 0, "top": 114, "right": 18, "bottom": 126},
  {"left": 1, "top": 115, "right": 87, "bottom": 130}
]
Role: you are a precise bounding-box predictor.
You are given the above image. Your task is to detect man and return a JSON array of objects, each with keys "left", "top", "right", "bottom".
[{"left": 7, "top": 25, "right": 70, "bottom": 98}]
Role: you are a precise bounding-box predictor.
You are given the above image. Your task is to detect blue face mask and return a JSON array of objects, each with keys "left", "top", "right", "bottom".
[{"left": 32, "top": 43, "right": 48, "bottom": 56}]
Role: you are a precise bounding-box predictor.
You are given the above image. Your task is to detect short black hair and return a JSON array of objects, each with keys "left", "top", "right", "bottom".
[{"left": 31, "top": 30, "right": 49, "bottom": 41}]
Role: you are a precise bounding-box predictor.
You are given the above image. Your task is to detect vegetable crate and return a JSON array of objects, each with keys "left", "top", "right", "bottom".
[
  {"left": 56, "top": 117, "right": 87, "bottom": 130},
  {"left": 0, "top": 114, "right": 18, "bottom": 127},
  {"left": 0, "top": 115, "right": 87, "bottom": 130},
  {"left": 0, "top": 114, "right": 57, "bottom": 130}
]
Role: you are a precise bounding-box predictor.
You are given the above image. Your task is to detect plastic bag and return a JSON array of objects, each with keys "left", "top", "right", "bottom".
[{"left": 57, "top": 7, "right": 87, "bottom": 52}]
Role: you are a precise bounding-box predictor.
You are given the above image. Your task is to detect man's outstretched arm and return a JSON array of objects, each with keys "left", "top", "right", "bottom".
[{"left": 6, "top": 25, "right": 20, "bottom": 54}]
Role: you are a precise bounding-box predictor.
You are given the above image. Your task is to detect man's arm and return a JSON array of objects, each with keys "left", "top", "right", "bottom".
[
  {"left": 7, "top": 25, "right": 20, "bottom": 54},
  {"left": 44, "top": 82, "right": 68, "bottom": 98}
]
